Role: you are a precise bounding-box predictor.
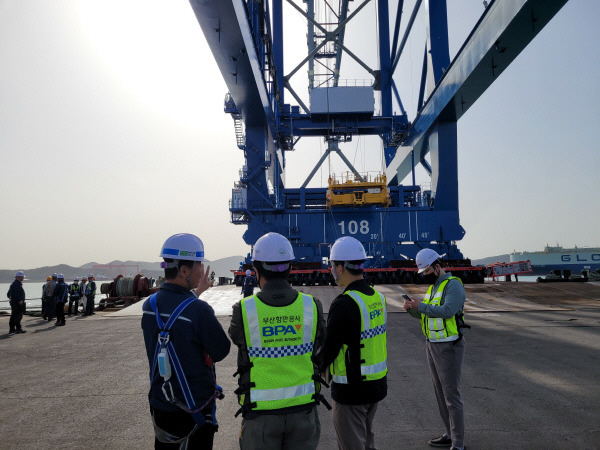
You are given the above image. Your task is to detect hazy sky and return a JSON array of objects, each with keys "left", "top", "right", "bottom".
[{"left": 1, "top": 0, "right": 598, "bottom": 270}]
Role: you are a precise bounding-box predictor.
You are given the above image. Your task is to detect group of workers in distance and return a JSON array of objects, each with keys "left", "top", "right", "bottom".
[
  {"left": 142, "top": 232, "right": 469, "bottom": 450},
  {"left": 40, "top": 273, "right": 97, "bottom": 325},
  {"left": 6, "top": 272, "right": 97, "bottom": 335}
]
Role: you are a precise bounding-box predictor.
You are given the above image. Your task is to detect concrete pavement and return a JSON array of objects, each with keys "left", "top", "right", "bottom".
[{"left": 1, "top": 283, "right": 599, "bottom": 449}]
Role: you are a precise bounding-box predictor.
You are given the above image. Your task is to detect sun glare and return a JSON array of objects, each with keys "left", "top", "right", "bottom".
[{"left": 73, "top": 1, "right": 223, "bottom": 128}]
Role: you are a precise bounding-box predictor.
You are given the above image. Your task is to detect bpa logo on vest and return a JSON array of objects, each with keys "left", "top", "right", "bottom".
[
  {"left": 262, "top": 324, "right": 302, "bottom": 337},
  {"left": 369, "top": 308, "right": 383, "bottom": 320}
]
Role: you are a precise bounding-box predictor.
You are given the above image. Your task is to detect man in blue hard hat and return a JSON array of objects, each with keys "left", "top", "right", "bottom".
[
  {"left": 53, "top": 274, "right": 68, "bottom": 326},
  {"left": 403, "top": 248, "right": 469, "bottom": 450},
  {"left": 142, "top": 233, "right": 230, "bottom": 449},
  {"left": 318, "top": 236, "right": 388, "bottom": 450},
  {"left": 7, "top": 271, "right": 27, "bottom": 336},
  {"left": 229, "top": 232, "right": 328, "bottom": 449}
]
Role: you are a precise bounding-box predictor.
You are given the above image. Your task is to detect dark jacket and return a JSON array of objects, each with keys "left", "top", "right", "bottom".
[
  {"left": 85, "top": 281, "right": 96, "bottom": 297},
  {"left": 318, "top": 279, "right": 387, "bottom": 405},
  {"left": 241, "top": 275, "right": 256, "bottom": 295},
  {"left": 229, "top": 278, "right": 326, "bottom": 417},
  {"left": 7, "top": 279, "right": 25, "bottom": 309},
  {"left": 141, "top": 282, "right": 231, "bottom": 413},
  {"left": 54, "top": 281, "right": 69, "bottom": 303},
  {"left": 69, "top": 283, "right": 82, "bottom": 299}
]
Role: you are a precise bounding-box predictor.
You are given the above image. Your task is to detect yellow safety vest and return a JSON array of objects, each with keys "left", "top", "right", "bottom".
[
  {"left": 240, "top": 293, "right": 318, "bottom": 411},
  {"left": 421, "top": 277, "right": 465, "bottom": 342},
  {"left": 331, "top": 290, "right": 387, "bottom": 384}
]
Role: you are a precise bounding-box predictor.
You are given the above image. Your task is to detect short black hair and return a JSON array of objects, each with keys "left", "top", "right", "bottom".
[
  {"left": 164, "top": 259, "right": 194, "bottom": 280},
  {"left": 253, "top": 260, "right": 291, "bottom": 281},
  {"left": 331, "top": 260, "right": 364, "bottom": 276}
]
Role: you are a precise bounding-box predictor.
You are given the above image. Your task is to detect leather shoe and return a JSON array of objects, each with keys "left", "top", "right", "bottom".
[{"left": 429, "top": 435, "right": 452, "bottom": 447}]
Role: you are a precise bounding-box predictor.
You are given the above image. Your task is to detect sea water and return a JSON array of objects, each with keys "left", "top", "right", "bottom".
[
  {"left": 0, "top": 281, "right": 247, "bottom": 314},
  {"left": 0, "top": 281, "right": 96, "bottom": 312}
]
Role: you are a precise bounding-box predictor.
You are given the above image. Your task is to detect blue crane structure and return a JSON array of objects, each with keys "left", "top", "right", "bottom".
[{"left": 188, "top": 0, "right": 568, "bottom": 282}]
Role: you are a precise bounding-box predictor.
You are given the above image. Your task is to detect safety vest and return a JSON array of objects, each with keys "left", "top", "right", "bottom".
[
  {"left": 70, "top": 284, "right": 81, "bottom": 297},
  {"left": 85, "top": 281, "right": 96, "bottom": 296},
  {"left": 239, "top": 292, "right": 318, "bottom": 411},
  {"left": 331, "top": 290, "right": 387, "bottom": 384},
  {"left": 420, "top": 276, "right": 465, "bottom": 342}
]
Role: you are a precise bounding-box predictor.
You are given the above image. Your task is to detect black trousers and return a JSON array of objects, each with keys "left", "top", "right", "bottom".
[
  {"left": 55, "top": 302, "right": 66, "bottom": 324},
  {"left": 68, "top": 298, "right": 80, "bottom": 315},
  {"left": 9, "top": 306, "right": 23, "bottom": 332},
  {"left": 85, "top": 296, "right": 95, "bottom": 315},
  {"left": 151, "top": 406, "right": 216, "bottom": 449}
]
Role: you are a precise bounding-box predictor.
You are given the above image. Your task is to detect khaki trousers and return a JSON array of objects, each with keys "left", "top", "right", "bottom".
[
  {"left": 332, "top": 400, "right": 379, "bottom": 450},
  {"left": 239, "top": 407, "right": 320, "bottom": 450}
]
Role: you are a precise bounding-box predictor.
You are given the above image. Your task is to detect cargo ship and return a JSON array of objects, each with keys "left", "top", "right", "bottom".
[{"left": 510, "top": 246, "right": 600, "bottom": 276}]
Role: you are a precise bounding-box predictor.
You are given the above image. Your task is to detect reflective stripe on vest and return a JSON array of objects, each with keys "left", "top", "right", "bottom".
[
  {"left": 331, "top": 290, "right": 387, "bottom": 384},
  {"left": 421, "top": 277, "right": 462, "bottom": 342},
  {"left": 240, "top": 293, "right": 317, "bottom": 410}
]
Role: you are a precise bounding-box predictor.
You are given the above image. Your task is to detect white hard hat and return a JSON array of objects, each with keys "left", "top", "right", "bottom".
[
  {"left": 416, "top": 248, "right": 444, "bottom": 273},
  {"left": 74, "top": 278, "right": 79, "bottom": 282},
  {"left": 58, "top": 273, "right": 64, "bottom": 279},
  {"left": 330, "top": 236, "right": 367, "bottom": 261},
  {"left": 88, "top": 273, "right": 94, "bottom": 279},
  {"left": 160, "top": 233, "right": 206, "bottom": 262},
  {"left": 15, "top": 271, "right": 24, "bottom": 277},
  {"left": 245, "top": 269, "right": 252, "bottom": 276},
  {"left": 52, "top": 273, "right": 58, "bottom": 278},
  {"left": 253, "top": 232, "right": 294, "bottom": 262}
]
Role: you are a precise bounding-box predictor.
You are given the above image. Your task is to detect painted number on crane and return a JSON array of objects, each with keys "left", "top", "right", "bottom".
[
  {"left": 398, "top": 233, "right": 407, "bottom": 239},
  {"left": 338, "top": 220, "right": 369, "bottom": 235}
]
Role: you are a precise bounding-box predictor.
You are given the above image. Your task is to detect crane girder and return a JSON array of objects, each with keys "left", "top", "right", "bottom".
[
  {"left": 385, "top": 0, "right": 569, "bottom": 185},
  {"left": 189, "top": 0, "right": 275, "bottom": 134}
]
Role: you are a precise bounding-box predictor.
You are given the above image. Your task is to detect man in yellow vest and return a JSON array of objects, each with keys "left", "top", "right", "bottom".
[
  {"left": 229, "top": 232, "right": 327, "bottom": 449},
  {"left": 318, "top": 236, "right": 387, "bottom": 450},
  {"left": 404, "top": 248, "right": 468, "bottom": 450}
]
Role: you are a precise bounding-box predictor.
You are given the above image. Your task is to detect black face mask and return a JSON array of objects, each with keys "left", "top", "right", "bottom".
[
  {"left": 422, "top": 272, "right": 438, "bottom": 285},
  {"left": 422, "top": 266, "right": 440, "bottom": 285}
]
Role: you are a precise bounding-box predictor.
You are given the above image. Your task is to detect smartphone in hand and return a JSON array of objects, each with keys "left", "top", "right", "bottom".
[{"left": 402, "top": 294, "right": 411, "bottom": 301}]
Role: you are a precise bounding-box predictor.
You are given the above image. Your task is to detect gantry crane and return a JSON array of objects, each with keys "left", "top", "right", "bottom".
[{"left": 188, "top": 0, "right": 569, "bottom": 284}]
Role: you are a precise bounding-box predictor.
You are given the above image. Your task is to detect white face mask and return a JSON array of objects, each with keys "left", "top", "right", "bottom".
[{"left": 331, "top": 264, "right": 344, "bottom": 286}]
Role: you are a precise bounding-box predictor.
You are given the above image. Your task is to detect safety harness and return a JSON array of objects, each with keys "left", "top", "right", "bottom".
[{"left": 149, "top": 294, "right": 223, "bottom": 428}]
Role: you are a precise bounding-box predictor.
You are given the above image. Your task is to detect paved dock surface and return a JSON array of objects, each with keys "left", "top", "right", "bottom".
[{"left": 1, "top": 282, "right": 599, "bottom": 449}]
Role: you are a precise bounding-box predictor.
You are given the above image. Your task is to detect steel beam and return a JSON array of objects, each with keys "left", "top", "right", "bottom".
[{"left": 385, "top": 0, "right": 569, "bottom": 185}]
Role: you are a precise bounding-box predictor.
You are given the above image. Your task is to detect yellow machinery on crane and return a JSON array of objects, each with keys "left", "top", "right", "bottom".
[{"left": 326, "top": 172, "right": 391, "bottom": 209}]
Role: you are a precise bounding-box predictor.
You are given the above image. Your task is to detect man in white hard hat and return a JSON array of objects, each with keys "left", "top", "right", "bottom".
[
  {"left": 7, "top": 271, "right": 27, "bottom": 336},
  {"left": 83, "top": 274, "right": 96, "bottom": 316},
  {"left": 318, "top": 236, "right": 388, "bottom": 450},
  {"left": 403, "top": 248, "right": 469, "bottom": 450},
  {"left": 68, "top": 278, "right": 82, "bottom": 316},
  {"left": 240, "top": 269, "right": 256, "bottom": 297},
  {"left": 229, "top": 232, "right": 327, "bottom": 449},
  {"left": 78, "top": 277, "right": 87, "bottom": 313},
  {"left": 142, "top": 233, "right": 230, "bottom": 448}
]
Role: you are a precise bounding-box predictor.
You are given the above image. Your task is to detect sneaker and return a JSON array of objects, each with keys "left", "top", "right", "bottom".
[
  {"left": 16, "top": 329, "right": 27, "bottom": 334},
  {"left": 429, "top": 435, "right": 452, "bottom": 447},
  {"left": 8, "top": 331, "right": 16, "bottom": 336}
]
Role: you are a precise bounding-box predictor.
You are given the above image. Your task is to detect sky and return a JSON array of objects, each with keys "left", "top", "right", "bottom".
[{"left": 0, "top": 0, "right": 598, "bottom": 270}]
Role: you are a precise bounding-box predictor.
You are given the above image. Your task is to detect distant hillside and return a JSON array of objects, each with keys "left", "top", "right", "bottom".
[
  {"left": 472, "top": 254, "right": 511, "bottom": 266},
  {"left": 0, "top": 256, "right": 245, "bottom": 283}
]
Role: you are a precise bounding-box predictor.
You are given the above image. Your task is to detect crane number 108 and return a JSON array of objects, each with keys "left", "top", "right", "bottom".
[{"left": 337, "top": 220, "right": 369, "bottom": 235}]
